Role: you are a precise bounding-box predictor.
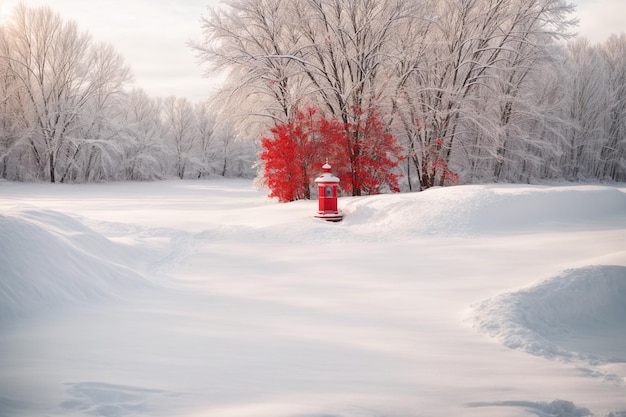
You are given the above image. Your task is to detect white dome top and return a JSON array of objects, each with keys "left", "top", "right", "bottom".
[
  {"left": 315, "top": 172, "right": 340, "bottom": 183},
  {"left": 315, "top": 162, "right": 340, "bottom": 183}
]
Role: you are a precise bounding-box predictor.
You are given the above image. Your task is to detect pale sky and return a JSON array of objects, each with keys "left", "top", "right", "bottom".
[{"left": 0, "top": 0, "right": 624, "bottom": 102}]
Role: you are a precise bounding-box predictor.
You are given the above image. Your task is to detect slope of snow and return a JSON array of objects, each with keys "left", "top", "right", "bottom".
[
  {"left": 0, "top": 207, "right": 151, "bottom": 320},
  {"left": 340, "top": 185, "right": 626, "bottom": 239},
  {"left": 472, "top": 265, "right": 626, "bottom": 374},
  {"left": 0, "top": 180, "right": 625, "bottom": 417}
]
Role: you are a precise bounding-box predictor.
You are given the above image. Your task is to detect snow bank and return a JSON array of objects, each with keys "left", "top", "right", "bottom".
[
  {"left": 0, "top": 208, "right": 150, "bottom": 320},
  {"left": 341, "top": 185, "right": 626, "bottom": 238},
  {"left": 1, "top": 181, "right": 625, "bottom": 417},
  {"left": 472, "top": 265, "right": 626, "bottom": 371}
]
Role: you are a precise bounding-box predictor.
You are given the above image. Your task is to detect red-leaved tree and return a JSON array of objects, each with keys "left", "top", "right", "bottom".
[
  {"left": 420, "top": 138, "right": 460, "bottom": 189},
  {"left": 260, "top": 106, "right": 404, "bottom": 202},
  {"left": 260, "top": 108, "right": 344, "bottom": 202},
  {"left": 338, "top": 106, "right": 404, "bottom": 195}
]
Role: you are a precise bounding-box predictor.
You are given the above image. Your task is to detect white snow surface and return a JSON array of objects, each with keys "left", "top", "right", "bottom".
[{"left": 0, "top": 180, "right": 625, "bottom": 417}]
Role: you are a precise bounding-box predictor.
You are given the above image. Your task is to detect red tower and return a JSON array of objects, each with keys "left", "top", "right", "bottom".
[{"left": 314, "top": 162, "right": 343, "bottom": 222}]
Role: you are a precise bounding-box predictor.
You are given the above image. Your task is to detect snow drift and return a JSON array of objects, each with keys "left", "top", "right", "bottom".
[
  {"left": 1, "top": 181, "right": 625, "bottom": 417},
  {"left": 341, "top": 185, "right": 626, "bottom": 238},
  {"left": 0, "top": 207, "right": 150, "bottom": 320},
  {"left": 472, "top": 265, "right": 626, "bottom": 370}
]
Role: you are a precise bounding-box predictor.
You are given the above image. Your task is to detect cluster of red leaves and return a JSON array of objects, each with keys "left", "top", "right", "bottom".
[
  {"left": 340, "top": 106, "right": 404, "bottom": 195},
  {"left": 260, "top": 106, "right": 404, "bottom": 202},
  {"left": 260, "top": 108, "right": 344, "bottom": 202},
  {"left": 421, "top": 138, "right": 459, "bottom": 188}
]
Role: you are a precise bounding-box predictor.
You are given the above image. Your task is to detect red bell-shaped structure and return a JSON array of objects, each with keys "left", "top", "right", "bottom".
[{"left": 314, "top": 162, "right": 343, "bottom": 222}]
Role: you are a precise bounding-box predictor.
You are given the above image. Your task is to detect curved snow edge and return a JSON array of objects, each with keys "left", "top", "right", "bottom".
[
  {"left": 470, "top": 265, "right": 626, "bottom": 383},
  {"left": 339, "top": 185, "right": 626, "bottom": 239},
  {"left": 0, "top": 208, "right": 152, "bottom": 321}
]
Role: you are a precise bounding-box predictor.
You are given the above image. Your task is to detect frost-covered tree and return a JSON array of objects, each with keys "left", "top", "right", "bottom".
[
  {"left": 0, "top": 4, "right": 257, "bottom": 183},
  {"left": 560, "top": 38, "right": 611, "bottom": 179},
  {"left": 392, "top": 0, "right": 576, "bottom": 188},
  {"left": 598, "top": 34, "right": 626, "bottom": 181},
  {"left": 192, "top": 0, "right": 304, "bottom": 128},
  {"left": 545, "top": 35, "right": 626, "bottom": 182},
  {"left": 163, "top": 96, "right": 198, "bottom": 179},
  {"left": 292, "top": 0, "right": 410, "bottom": 195},
  {"left": 0, "top": 4, "right": 132, "bottom": 182},
  {"left": 194, "top": 0, "right": 411, "bottom": 195},
  {"left": 194, "top": 0, "right": 581, "bottom": 190},
  {"left": 121, "top": 89, "right": 168, "bottom": 180},
  {"left": 194, "top": 101, "right": 217, "bottom": 178},
  {"left": 61, "top": 44, "right": 133, "bottom": 182},
  {"left": 215, "top": 122, "right": 257, "bottom": 178}
]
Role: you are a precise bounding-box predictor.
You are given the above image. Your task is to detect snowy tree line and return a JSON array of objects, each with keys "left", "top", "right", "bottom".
[
  {"left": 1, "top": 1, "right": 624, "bottom": 188},
  {"left": 193, "top": 0, "right": 626, "bottom": 191},
  {"left": 0, "top": 4, "right": 256, "bottom": 182}
]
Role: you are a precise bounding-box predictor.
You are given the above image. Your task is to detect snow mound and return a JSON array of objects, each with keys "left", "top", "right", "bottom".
[
  {"left": 0, "top": 208, "right": 150, "bottom": 320},
  {"left": 340, "top": 185, "right": 626, "bottom": 238},
  {"left": 472, "top": 265, "right": 626, "bottom": 368}
]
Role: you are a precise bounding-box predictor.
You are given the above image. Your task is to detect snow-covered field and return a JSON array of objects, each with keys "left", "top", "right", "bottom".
[{"left": 1, "top": 179, "right": 625, "bottom": 417}]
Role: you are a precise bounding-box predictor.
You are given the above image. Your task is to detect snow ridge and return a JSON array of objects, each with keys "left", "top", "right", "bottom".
[
  {"left": 341, "top": 185, "right": 626, "bottom": 238},
  {"left": 472, "top": 265, "right": 626, "bottom": 382},
  {"left": 0, "top": 208, "right": 150, "bottom": 320}
]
